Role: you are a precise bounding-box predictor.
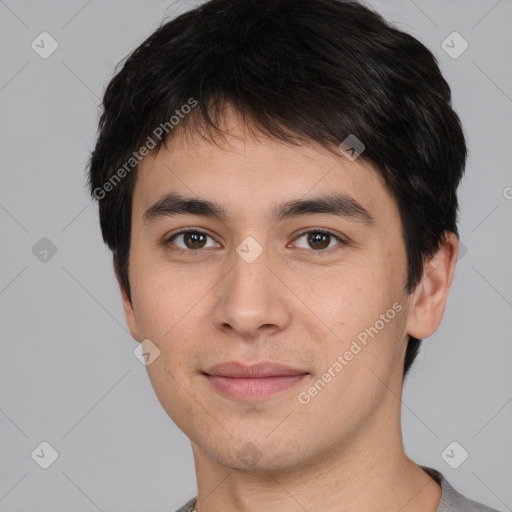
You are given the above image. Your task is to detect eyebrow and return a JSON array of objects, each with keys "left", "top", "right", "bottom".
[{"left": 143, "top": 192, "right": 374, "bottom": 226}]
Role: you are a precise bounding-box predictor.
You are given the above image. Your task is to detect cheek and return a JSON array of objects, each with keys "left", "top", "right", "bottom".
[
  {"left": 129, "top": 264, "right": 215, "bottom": 384},
  {"left": 132, "top": 270, "right": 204, "bottom": 420},
  {"left": 311, "top": 265, "right": 407, "bottom": 379},
  {"left": 304, "top": 267, "right": 390, "bottom": 337},
  {"left": 130, "top": 257, "right": 198, "bottom": 337},
  {"left": 305, "top": 305, "right": 406, "bottom": 421}
]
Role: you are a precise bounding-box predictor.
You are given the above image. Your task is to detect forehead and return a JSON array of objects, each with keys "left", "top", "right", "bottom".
[{"left": 132, "top": 111, "right": 394, "bottom": 226}]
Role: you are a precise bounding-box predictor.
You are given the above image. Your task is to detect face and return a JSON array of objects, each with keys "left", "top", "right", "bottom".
[{"left": 122, "top": 110, "right": 420, "bottom": 473}]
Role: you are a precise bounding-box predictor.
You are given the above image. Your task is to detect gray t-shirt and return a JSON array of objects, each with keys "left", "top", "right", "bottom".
[{"left": 174, "top": 466, "right": 501, "bottom": 512}]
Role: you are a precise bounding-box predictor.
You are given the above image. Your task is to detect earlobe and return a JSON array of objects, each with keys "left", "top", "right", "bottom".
[
  {"left": 405, "top": 232, "right": 459, "bottom": 340},
  {"left": 114, "top": 258, "right": 142, "bottom": 342}
]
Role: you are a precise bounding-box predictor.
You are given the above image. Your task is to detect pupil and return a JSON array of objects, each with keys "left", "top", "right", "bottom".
[
  {"left": 308, "top": 232, "right": 329, "bottom": 250},
  {"left": 185, "top": 232, "right": 206, "bottom": 249}
]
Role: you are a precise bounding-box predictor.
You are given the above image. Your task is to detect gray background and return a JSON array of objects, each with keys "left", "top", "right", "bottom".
[{"left": 0, "top": 0, "right": 511, "bottom": 511}]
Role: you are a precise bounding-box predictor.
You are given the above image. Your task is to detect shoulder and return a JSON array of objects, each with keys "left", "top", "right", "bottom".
[
  {"left": 422, "top": 466, "right": 502, "bottom": 512},
  {"left": 174, "top": 496, "right": 197, "bottom": 512}
]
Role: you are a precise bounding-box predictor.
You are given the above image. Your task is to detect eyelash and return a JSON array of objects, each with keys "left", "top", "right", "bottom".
[{"left": 163, "top": 228, "right": 346, "bottom": 256}]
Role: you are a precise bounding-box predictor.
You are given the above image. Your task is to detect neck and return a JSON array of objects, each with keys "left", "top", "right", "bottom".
[{"left": 190, "top": 401, "right": 441, "bottom": 512}]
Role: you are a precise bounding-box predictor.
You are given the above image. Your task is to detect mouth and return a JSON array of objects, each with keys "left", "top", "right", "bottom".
[{"left": 202, "top": 361, "right": 309, "bottom": 401}]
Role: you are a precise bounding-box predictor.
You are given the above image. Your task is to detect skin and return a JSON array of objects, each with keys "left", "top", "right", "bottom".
[{"left": 119, "top": 108, "right": 459, "bottom": 512}]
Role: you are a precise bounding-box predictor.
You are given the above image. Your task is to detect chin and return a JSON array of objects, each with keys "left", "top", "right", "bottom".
[{"left": 203, "top": 435, "right": 312, "bottom": 474}]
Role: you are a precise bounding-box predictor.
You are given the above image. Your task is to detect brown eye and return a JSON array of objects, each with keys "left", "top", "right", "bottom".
[
  {"left": 165, "top": 230, "right": 217, "bottom": 251},
  {"left": 293, "top": 230, "right": 345, "bottom": 252},
  {"left": 307, "top": 232, "right": 331, "bottom": 250},
  {"left": 182, "top": 232, "right": 207, "bottom": 249}
]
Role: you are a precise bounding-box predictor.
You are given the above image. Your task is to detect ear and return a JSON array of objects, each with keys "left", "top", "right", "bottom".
[
  {"left": 405, "top": 232, "right": 459, "bottom": 339},
  {"left": 114, "top": 257, "right": 142, "bottom": 342}
]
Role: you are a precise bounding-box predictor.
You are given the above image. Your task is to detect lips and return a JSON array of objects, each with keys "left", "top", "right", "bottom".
[
  {"left": 202, "top": 361, "right": 309, "bottom": 401},
  {"left": 203, "top": 361, "right": 308, "bottom": 378}
]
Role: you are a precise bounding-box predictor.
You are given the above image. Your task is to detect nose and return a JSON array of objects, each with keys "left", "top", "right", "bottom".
[{"left": 211, "top": 244, "right": 292, "bottom": 339}]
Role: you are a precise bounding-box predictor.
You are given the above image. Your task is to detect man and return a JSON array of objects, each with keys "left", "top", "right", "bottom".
[{"left": 88, "top": 0, "right": 500, "bottom": 510}]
